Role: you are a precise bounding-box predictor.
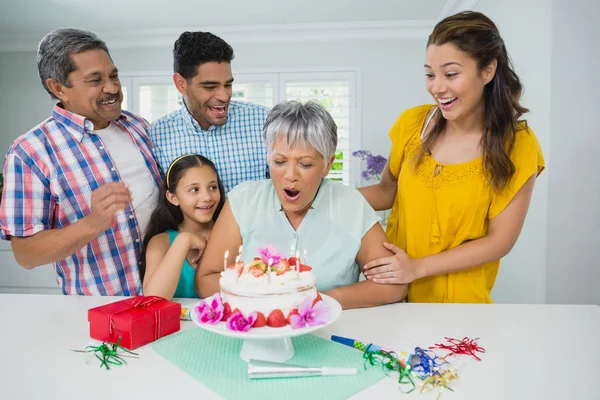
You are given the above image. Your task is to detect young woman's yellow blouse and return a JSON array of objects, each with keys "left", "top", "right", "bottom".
[{"left": 386, "top": 105, "right": 545, "bottom": 303}]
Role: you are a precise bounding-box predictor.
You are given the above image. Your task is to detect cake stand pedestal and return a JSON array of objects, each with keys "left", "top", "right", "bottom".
[{"left": 240, "top": 337, "right": 295, "bottom": 362}]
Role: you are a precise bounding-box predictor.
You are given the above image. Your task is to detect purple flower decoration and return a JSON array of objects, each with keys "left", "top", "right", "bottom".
[
  {"left": 352, "top": 150, "right": 388, "bottom": 181},
  {"left": 289, "top": 297, "right": 331, "bottom": 329},
  {"left": 258, "top": 245, "right": 283, "bottom": 266},
  {"left": 226, "top": 312, "right": 258, "bottom": 332},
  {"left": 194, "top": 293, "right": 224, "bottom": 324}
]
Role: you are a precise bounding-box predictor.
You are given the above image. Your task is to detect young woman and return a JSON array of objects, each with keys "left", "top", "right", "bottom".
[{"left": 360, "top": 11, "right": 545, "bottom": 303}]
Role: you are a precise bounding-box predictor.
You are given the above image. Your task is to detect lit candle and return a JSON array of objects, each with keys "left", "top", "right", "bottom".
[
  {"left": 290, "top": 243, "right": 295, "bottom": 257},
  {"left": 235, "top": 255, "right": 241, "bottom": 283},
  {"left": 238, "top": 245, "right": 243, "bottom": 260},
  {"left": 295, "top": 250, "right": 300, "bottom": 279},
  {"left": 224, "top": 250, "right": 229, "bottom": 272},
  {"left": 268, "top": 258, "right": 273, "bottom": 283}
]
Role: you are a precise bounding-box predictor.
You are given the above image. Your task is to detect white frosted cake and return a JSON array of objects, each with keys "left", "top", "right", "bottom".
[{"left": 219, "top": 251, "right": 321, "bottom": 328}]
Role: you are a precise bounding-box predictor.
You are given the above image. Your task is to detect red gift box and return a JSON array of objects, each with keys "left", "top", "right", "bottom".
[{"left": 88, "top": 296, "right": 181, "bottom": 350}]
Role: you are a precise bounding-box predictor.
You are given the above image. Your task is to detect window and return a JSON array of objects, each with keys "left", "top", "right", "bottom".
[
  {"left": 282, "top": 72, "right": 355, "bottom": 185},
  {"left": 121, "top": 70, "right": 359, "bottom": 187}
]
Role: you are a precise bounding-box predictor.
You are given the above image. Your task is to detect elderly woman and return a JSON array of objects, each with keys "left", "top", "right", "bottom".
[{"left": 196, "top": 100, "right": 407, "bottom": 309}]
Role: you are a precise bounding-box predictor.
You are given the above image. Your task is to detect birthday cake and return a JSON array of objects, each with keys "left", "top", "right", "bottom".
[{"left": 195, "top": 245, "right": 329, "bottom": 331}]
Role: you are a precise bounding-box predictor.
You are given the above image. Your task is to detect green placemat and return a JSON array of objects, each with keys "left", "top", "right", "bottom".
[{"left": 152, "top": 328, "right": 386, "bottom": 400}]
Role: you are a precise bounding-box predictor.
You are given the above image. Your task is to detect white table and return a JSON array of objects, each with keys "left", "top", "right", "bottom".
[{"left": 0, "top": 294, "right": 598, "bottom": 399}]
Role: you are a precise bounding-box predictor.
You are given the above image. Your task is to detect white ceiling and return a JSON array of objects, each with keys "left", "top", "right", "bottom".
[{"left": 0, "top": 0, "right": 477, "bottom": 51}]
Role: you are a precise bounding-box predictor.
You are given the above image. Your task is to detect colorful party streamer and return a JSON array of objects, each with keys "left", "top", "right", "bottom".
[
  {"left": 430, "top": 337, "right": 485, "bottom": 361},
  {"left": 72, "top": 337, "right": 139, "bottom": 370},
  {"left": 362, "top": 345, "right": 416, "bottom": 393}
]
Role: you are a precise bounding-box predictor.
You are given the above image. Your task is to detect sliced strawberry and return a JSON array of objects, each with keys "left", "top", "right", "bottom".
[
  {"left": 274, "top": 259, "right": 291, "bottom": 275},
  {"left": 286, "top": 308, "right": 299, "bottom": 324},
  {"left": 221, "top": 303, "right": 232, "bottom": 321},
  {"left": 254, "top": 257, "right": 261, "bottom": 261},
  {"left": 227, "top": 263, "right": 237, "bottom": 269},
  {"left": 312, "top": 292, "right": 323, "bottom": 307},
  {"left": 252, "top": 312, "right": 267, "bottom": 327},
  {"left": 249, "top": 265, "right": 264, "bottom": 277},
  {"left": 299, "top": 264, "right": 312, "bottom": 272},
  {"left": 238, "top": 265, "right": 244, "bottom": 277},
  {"left": 267, "top": 309, "right": 287, "bottom": 328},
  {"left": 232, "top": 308, "right": 241, "bottom": 315},
  {"left": 286, "top": 257, "right": 311, "bottom": 272}
]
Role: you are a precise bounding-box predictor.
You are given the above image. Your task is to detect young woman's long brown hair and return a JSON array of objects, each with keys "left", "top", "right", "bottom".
[{"left": 416, "top": 11, "right": 528, "bottom": 192}]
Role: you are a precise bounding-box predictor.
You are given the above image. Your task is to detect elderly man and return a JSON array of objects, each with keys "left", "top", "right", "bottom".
[{"left": 0, "top": 29, "right": 161, "bottom": 295}]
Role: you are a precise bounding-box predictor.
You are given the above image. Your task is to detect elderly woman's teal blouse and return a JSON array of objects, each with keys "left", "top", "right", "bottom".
[{"left": 227, "top": 179, "right": 380, "bottom": 291}]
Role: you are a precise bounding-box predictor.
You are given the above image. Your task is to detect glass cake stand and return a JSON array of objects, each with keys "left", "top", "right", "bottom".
[{"left": 191, "top": 294, "right": 342, "bottom": 363}]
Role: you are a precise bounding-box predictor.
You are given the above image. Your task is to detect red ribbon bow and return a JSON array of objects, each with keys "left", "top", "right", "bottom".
[{"left": 108, "top": 296, "right": 165, "bottom": 341}]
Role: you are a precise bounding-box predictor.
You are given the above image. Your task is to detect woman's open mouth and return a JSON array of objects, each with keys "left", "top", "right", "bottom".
[
  {"left": 439, "top": 97, "right": 457, "bottom": 110},
  {"left": 283, "top": 188, "right": 300, "bottom": 202}
]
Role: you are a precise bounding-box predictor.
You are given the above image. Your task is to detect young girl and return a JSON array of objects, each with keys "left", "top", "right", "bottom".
[
  {"left": 141, "top": 154, "right": 225, "bottom": 299},
  {"left": 360, "top": 11, "right": 544, "bottom": 303}
]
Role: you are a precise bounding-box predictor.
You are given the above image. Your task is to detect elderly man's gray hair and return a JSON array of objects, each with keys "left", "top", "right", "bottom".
[
  {"left": 37, "top": 28, "right": 110, "bottom": 100},
  {"left": 263, "top": 100, "right": 338, "bottom": 162}
]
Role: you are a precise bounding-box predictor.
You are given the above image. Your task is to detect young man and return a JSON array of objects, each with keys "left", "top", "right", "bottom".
[
  {"left": 0, "top": 28, "right": 161, "bottom": 295},
  {"left": 149, "top": 31, "right": 269, "bottom": 192}
]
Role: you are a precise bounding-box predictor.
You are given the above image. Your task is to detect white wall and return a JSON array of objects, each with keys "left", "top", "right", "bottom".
[
  {"left": 474, "top": 0, "right": 552, "bottom": 303},
  {"left": 546, "top": 0, "right": 600, "bottom": 305},
  {"left": 0, "top": 52, "right": 55, "bottom": 158}
]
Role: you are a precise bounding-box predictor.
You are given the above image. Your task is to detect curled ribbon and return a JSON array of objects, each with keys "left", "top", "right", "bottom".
[
  {"left": 411, "top": 347, "right": 448, "bottom": 379},
  {"left": 72, "top": 337, "right": 139, "bottom": 370},
  {"left": 420, "top": 368, "right": 459, "bottom": 398},
  {"left": 362, "top": 345, "right": 416, "bottom": 393},
  {"left": 429, "top": 337, "right": 485, "bottom": 361}
]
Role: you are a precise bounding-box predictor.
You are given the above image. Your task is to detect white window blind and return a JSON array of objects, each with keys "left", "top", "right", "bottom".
[
  {"left": 120, "top": 70, "right": 359, "bottom": 186},
  {"left": 282, "top": 73, "right": 354, "bottom": 186},
  {"left": 230, "top": 73, "right": 277, "bottom": 108}
]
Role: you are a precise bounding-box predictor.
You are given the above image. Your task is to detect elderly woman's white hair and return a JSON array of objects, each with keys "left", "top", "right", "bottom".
[{"left": 263, "top": 100, "right": 338, "bottom": 164}]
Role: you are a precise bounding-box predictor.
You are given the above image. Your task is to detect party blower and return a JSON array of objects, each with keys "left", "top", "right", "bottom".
[{"left": 248, "top": 359, "right": 357, "bottom": 379}]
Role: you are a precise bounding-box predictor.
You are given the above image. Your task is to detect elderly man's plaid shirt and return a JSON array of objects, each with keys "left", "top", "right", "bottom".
[
  {"left": 0, "top": 105, "right": 162, "bottom": 295},
  {"left": 149, "top": 100, "right": 269, "bottom": 192}
]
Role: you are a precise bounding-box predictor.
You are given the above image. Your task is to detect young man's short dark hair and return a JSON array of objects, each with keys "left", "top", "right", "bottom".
[{"left": 173, "top": 31, "right": 235, "bottom": 80}]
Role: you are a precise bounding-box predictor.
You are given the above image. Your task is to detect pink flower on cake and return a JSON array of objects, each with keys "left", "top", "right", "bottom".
[
  {"left": 227, "top": 312, "right": 258, "bottom": 332},
  {"left": 289, "top": 297, "right": 331, "bottom": 329},
  {"left": 194, "top": 294, "right": 224, "bottom": 324},
  {"left": 258, "top": 245, "right": 283, "bottom": 266}
]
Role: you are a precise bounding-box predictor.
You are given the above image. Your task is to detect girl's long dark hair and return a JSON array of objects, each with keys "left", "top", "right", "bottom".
[
  {"left": 416, "top": 11, "right": 528, "bottom": 192},
  {"left": 139, "top": 154, "right": 226, "bottom": 281}
]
